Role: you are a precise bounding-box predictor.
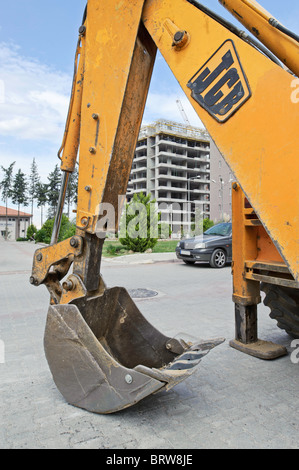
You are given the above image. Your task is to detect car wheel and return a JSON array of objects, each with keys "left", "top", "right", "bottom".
[
  {"left": 210, "top": 249, "right": 226, "bottom": 268},
  {"left": 183, "top": 260, "right": 195, "bottom": 265}
]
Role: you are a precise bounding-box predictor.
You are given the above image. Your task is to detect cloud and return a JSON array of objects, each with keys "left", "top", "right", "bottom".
[
  {"left": 0, "top": 43, "right": 70, "bottom": 143},
  {"left": 0, "top": 43, "right": 206, "bottom": 189},
  {"left": 0, "top": 42, "right": 205, "bottom": 145},
  {"left": 143, "top": 91, "right": 204, "bottom": 128}
]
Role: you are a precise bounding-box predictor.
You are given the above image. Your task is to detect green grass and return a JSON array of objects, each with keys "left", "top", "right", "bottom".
[
  {"left": 102, "top": 241, "right": 127, "bottom": 257},
  {"left": 102, "top": 239, "right": 178, "bottom": 257},
  {"left": 152, "top": 240, "right": 178, "bottom": 253}
]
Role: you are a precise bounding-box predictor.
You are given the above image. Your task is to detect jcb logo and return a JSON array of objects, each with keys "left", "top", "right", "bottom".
[{"left": 187, "top": 40, "right": 251, "bottom": 123}]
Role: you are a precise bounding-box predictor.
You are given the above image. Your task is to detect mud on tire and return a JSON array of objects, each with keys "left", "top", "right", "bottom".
[{"left": 261, "top": 282, "right": 299, "bottom": 338}]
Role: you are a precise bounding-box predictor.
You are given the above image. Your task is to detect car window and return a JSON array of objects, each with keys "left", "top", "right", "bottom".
[{"left": 204, "top": 223, "right": 232, "bottom": 236}]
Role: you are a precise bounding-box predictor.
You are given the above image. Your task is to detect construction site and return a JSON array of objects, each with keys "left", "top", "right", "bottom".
[{"left": 0, "top": 0, "right": 299, "bottom": 452}]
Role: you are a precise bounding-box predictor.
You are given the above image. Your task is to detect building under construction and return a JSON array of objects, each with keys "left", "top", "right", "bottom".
[{"left": 127, "top": 120, "right": 233, "bottom": 236}]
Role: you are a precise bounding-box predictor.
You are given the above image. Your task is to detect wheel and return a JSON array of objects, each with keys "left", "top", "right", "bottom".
[
  {"left": 261, "top": 283, "right": 299, "bottom": 338},
  {"left": 183, "top": 260, "right": 195, "bottom": 265},
  {"left": 209, "top": 248, "right": 226, "bottom": 268}
]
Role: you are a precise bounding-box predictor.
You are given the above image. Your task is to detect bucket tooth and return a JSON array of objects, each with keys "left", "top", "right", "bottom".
[{"left": 44, "top": 287, "right": 224, "bottom": 414}]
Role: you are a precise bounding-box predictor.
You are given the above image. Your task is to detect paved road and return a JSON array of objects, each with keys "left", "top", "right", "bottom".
[{"left": 0, "top": 240, "right": 298, "bottom": 449}]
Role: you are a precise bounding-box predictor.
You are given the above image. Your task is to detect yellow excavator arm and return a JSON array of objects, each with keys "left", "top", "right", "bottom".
[{"left": 30, "top": 0, "right": 299, "bottom": 413}]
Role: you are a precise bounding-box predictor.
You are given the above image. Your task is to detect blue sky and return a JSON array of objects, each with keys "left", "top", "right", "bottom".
[{"left": 0, "top": 0, "right": 298, "bottom": 223}]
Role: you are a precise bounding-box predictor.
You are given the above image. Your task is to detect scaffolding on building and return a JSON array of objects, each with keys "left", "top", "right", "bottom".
[{"left": 139, "top": 119, "right": 210, "bottom": 142}]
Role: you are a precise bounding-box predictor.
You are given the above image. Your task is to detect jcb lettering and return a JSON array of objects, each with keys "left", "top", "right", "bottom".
[
  {"left": 193, "top": 50, "right": 234, "bottom": 94},
  {"left": 188, "top": 40, "right": 251, "bottom": 122}
]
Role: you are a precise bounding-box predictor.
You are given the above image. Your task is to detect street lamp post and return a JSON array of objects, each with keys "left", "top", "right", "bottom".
[
  {"left": 187, "top": 175, "right": 201, "bottom": 235},
  {"left": 220, "top": 177, "right": 224, "bottom": 222}
]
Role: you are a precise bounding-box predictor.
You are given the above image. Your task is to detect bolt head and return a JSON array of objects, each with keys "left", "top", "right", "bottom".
[
  {"left": 79, "top": 25, "right": 86, "bottom": 36},
  {"left": 29, "top": 276, "right": 38, "bottom": 286},
  {"left": 174, "top": 31, "right": 184, "bottom": 43},
  {"left": 62, "top": 279, "right": 74, "bottom": 292},
  {"left": 172, "top": 30, "right": 189, "bottom": 50},
  {"left": 70, "top": 237, "right": 78, "bottom": 247},
  {"left": 125, "top": 374, "right": 133, "bottom": 384},
  {"left": 89, "top": 147, "right": 96, "bottom": 154},
  {"left": 36, "top": 253, "right": 43, "bottom": 261}
]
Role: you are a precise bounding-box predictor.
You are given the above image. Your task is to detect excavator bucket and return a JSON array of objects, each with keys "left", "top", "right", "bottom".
[{"left": 44, "top": 286, "right": 224, "bottom": 414}]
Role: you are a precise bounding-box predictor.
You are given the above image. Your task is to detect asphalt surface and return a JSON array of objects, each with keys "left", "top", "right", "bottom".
[{"left": 0, "top": 240, "right": 298, "bottom": 450}]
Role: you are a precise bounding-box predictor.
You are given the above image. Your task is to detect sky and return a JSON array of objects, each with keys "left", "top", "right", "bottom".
[{"left": 0, "top": 0, "right": 298, "bottom": 225}]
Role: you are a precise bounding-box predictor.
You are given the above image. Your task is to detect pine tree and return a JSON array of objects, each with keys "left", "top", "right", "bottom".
[
  {"left": 0, "top": 162, "right": 15, "bottom": 240},
  {"left": 36, "top": 182, "right": 48, "bottom": 227},
  {"left": 11, "top": 169, "right": 29, "bottom": 238},
  {"left": 29, "top": 158, "right": 40, "bottom": 223},
  {"left": 119, "top": 192, "right": 160, "bottom": 252},
  {"left": 65, "top": 167, "right": 78, "bottom": 218},
  {"left": 47, "top": 164, "right": 61, "bottom": 218}
]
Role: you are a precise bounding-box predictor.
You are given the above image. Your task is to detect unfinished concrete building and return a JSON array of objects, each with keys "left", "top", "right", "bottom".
[{"left": 127, "top": 120, "right": 232, "bottom": 236}]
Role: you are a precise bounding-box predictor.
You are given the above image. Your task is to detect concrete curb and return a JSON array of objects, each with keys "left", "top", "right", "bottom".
[{"left": 102, "top": 252, "right": 180, "bottom": 265}]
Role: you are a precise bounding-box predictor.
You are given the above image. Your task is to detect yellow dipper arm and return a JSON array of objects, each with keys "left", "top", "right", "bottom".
[{"left": 219, "top": 0, "right": 299, "bottom": 77}]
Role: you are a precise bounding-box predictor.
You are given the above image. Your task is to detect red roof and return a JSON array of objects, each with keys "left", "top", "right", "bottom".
[{"left": 0, "top": 206, "right": 32, "bottom": 217}]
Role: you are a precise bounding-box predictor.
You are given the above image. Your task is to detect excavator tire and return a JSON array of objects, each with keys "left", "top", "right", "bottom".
[{"left": 261, "top": 283, "right": 299, "bottom": 338}]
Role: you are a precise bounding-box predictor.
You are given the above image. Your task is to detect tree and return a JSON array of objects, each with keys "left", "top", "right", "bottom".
[
  {"left": 119, "top": 192, "right": 159, "bottom": 252},
  {"left": 28, "top": 158, "right": 40, "bottom": 222},
  {"left": 203, "top": 218, "right": 214, "bottom": 232},
  {"left": 0, "top": 162, "right": 15, "bottom": 240},
  {"left": 65, "top": 167, "right": 78, "bottom": 218},
  {"left": 47, "top": 164, "right": 61, "bottom": 218},
  {"left": 11, "top": 169, "right": 29, "bottom": 239},
  {"left": 36, "top": 182, "right": 48, "bottom": 227}
]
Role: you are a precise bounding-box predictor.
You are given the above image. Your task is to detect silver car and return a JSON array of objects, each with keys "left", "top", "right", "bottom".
[{"left": 176, "top": 222, "right": 232, "bottom": 268}]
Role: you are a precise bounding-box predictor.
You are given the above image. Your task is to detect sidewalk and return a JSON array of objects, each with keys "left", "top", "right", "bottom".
[{"left": 102, "top": 252, "right": 179, "bottom": 265}]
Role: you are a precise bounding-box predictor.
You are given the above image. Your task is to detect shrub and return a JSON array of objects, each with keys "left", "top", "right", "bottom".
[
  {"left": 35, "top": 214, "right": 76, "bottom": 244},
  {"left": 27, "top": 224, "right": 37, "bottom": 240},
  {"left": 106, "top": 244, "right": 117, "bottom": 256}
]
